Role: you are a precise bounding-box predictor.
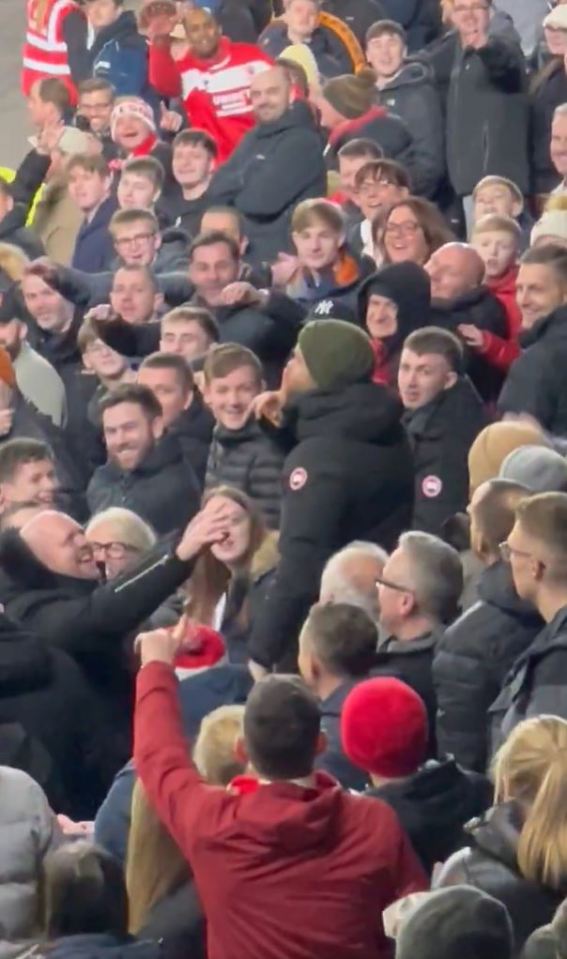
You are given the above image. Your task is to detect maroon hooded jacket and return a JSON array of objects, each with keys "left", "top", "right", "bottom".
[{"left": 134, "top": 662, "right": 428, "bottom": 959}]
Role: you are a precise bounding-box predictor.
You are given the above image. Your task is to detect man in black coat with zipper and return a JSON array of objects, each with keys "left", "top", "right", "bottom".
[
  {"left": 207, "top": 66, "right": 327, "bottom": 263},
  {"left": 399, "top": 327, "right": 488, "bottom": 536},
  {"left": 248, "top": 319, "right": 414, "bottom": 673},
  {"left": 434, "top": 478, "right": 542, "bottom": 774},
  {"left": 499, "top": 245, "right": 567, "bottom": 434}
]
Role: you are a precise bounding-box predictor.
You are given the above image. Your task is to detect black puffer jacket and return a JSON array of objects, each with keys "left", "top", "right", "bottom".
[
  {"left": 87, "top": 433, "right": 201, "bottom": 536},
  {"left": 375, "top": 59, "right": 445, "bottom": 197},
  {"left": 248, "top": 382, "right": 414, "bottom": 668},
  {"left": 205, "top": 417, "right": 285, "bottom": 529},
  {"left": 369, "top": 758, "right": 492, "bottom": 875},
  {"left": 434, "top": 561, "right": 543, "bottom": 774},
  {"left": 404, "top": 377, "right": 487, "bottom": 536},
  {"left": 498, "top": 306, "right": 567, "bottom": 435},
  {"left": 168, "top": 396, "right": 214, "bottom": 487},
  {"left": 437, "top": 801, "right": 566, "bottom": 954},
  {"left": 373, "top": 631, "right": 439, "bottom": 756}
]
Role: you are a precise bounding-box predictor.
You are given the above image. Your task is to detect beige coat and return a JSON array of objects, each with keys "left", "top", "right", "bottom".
[{"left": 32, "top": 178, "right": 82, "bottom": 266}]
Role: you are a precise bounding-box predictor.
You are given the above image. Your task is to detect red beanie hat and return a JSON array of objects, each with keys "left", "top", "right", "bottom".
[
  {"left": 173, "top": 624, "right": 226, "bottom": 678},
  {"left": 341, "top": 677, "right": 428, "bottom": 778}
]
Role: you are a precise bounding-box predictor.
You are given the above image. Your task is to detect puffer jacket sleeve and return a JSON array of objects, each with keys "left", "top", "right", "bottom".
[
  {"left": 246, "top": 442, "right": 284, "bottom": 529},
  {"left": 433, "top": 618, "right": 496, "bottom": 773}
]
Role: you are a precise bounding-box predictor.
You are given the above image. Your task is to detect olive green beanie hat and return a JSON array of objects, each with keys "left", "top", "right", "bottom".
[{"left": 298, "top": 319, "right": 374, "bottom": 390}]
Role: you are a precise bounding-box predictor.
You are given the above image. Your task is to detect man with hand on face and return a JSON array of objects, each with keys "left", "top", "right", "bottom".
[
  {"left": 87, "top": 383, "right": 201, "bottom": 535},
  {"left": 207, "top": 65, "right": 326, "bottom": 263},
  {"left": 398, "top": 327, "right": 487, "bottom": 536},
  {"left": 499, "top": 244, "right": 567, "bottom": 433},
  {"left": 147, "top": 7, "right": 274, "bottom": 162}
]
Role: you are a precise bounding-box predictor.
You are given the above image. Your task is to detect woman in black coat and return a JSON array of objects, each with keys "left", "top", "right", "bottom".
[{"left": 436, "top": 716, "right": 567, "bottom": 955}]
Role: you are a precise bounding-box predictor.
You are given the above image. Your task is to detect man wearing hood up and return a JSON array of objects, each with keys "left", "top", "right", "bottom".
[{"left": 247, "top": 318, "right": 414, "bottom": 673}]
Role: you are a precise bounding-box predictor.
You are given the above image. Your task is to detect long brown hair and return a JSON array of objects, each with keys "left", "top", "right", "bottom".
[
  {"left": 183, "top": 486, "right": 267, "bottom": 624},
  {"left": 493, "top": 715, "right": 567, "bottom": 889},
  {"left": 379, "top": 197, "right": 454, "bottom": 265}
]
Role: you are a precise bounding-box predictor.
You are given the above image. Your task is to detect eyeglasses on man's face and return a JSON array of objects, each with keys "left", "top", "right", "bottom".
[
  {"left": 375, "top": 575, "right": 414, "bottom": 593},
  {"left": 499, "top": 541, "right": 534, "bottom": 563}
]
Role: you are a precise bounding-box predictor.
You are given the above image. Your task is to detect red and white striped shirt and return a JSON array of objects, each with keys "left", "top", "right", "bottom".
[{"left": 22, "top": 0, "right": 79, "bottom": 97}]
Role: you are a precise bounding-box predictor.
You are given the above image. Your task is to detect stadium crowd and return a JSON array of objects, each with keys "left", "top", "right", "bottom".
[{"left": 4, "top": 0, "right": 567, "bottom": 956}]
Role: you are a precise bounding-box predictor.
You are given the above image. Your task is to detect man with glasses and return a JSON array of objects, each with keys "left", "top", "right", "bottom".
[
  {"left": 425, "top": 0, "right": 528, "bottom": 232},
  {"left": 77, "top": 78, "right": 116, "bottom": 161},
  {"left": 490, "top": 492, "right": 567, "bottom": 753},
  {"left": 366, "top": 20, "right": 444, "bottom": 198},
  {"left": 374, "top": 530, "right": 463, "bottom": 755},
  {"left": 351, "top": 158, "right": 409, "bottom": 259}
]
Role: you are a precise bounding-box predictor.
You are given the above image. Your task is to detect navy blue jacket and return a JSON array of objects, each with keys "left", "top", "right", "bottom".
[
  {"left": 72, "top": 196, "right": 117, "bottom": 274},
  {"left": 316, "top": 680, "right": 370, "bottom": 791}
]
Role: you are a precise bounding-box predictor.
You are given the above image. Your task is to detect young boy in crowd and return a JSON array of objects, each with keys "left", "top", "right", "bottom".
[
  {"left": 462, "top": 213, "right": 522, "bottom": 373},
  {"left": 117, "top": 156, "right": 164, "bottom": 214},
  {"left": 160, "top": 306, "right": 219, "bottom": 362},
  {"left": 351, "top": 159, "right": 410, "bottom": 259},
  {"left": 285, "top": 198, "right": 371, "bottom": 314},
  {"left": 472, "top": 175, "right": 531, "bottom": 249},
  {"left": 159, "top": 129, "right": 218, "bottom": 237},
  {"left": 203, "top": 344, "right": 285, "bottom": 529},
  {"left": 67, "top": 153, "right": 116, "bottom": 273}
]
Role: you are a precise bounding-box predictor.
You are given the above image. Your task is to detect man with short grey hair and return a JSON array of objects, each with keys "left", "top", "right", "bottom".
[
  {"left": 319, "top": 540, "right": 388, "bottom": 622},
  {"left": 375, "top": 531, "right": 463, "bottom": 753}
]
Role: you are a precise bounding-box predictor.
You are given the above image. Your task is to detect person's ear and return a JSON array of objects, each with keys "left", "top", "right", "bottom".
[
  {"left": 152, "top": 415, "right": 165, "bottom": 440},
  {"left": 315, "top": 731, "right": 328, "bottom": 756},
  {"left": 82, "top": 352, "right": 94, "bottom": 372},
  {"left": 234, "top": 736, "right": 249, "bottom": 766},
  {"left": 153, "top": 291, "right": 164, "bottom": 313},
  {"left": 400, "top": 589, "right": 415, "bottom": 617},
  {"left": 154, "top": 232, "right": 163, "bottom": 251},
  {"left": 511, "top": 199, "right": 523, "bottom": 219},
  {"left": 533, "top": 558, "right": 547, "bottom": 583},
  {"left": 153, "top": 188, "right": 162, "bottom": 205},
  {"left": 444, "top": 370, "right": 458, "bottom": 391}
]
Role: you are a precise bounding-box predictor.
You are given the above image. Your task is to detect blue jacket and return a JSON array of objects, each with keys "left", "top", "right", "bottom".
[
  {"left": 47, "top": 934, "right": 159, "bottom": 959},
  {"left": 95, "top": 665, "right": 252, "bottom": 863},
  {"left": 316, "top": 681, "right": 370, "bottom": 791},
  {"left": 71, "top": 196, "right": 117, "bottom": 274},
  {"left": 90, "top": 11, "right": 156, "bottom": 108}
]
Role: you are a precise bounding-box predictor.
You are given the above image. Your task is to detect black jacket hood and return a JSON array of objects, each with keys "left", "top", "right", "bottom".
[
  {"left": 381, "top": 58, "right": 435, "bottom": 91},
  {"left": 403, "top": 375, "right": 483, "bottom": 437},
  {"left": 254, "top": 100, "right": 319, "bottom": 140},
  {"left": 358, "top": 262, "right": 431, "bottom": 355},
  {"left": 478, "top": 561, "right": 543, "bottom": 624},
  {"left": 467, "top": 800, "right": 524, "bottom": 873},
  {"left": 290, "top": 381, "right": 403, "bottom": 443}
]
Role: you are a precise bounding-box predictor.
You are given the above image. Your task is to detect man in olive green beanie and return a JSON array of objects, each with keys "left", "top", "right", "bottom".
[{"left": 297, "top": 319, "right": 374, "bottom": 391}]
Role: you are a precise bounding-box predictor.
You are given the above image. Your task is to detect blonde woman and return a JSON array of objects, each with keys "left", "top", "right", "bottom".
[
  {"left": 126, "top": 705, "right": 245, "bottom": 959},
  {"left": 436, "top": 715, "right": 567, "bottom": 951}
]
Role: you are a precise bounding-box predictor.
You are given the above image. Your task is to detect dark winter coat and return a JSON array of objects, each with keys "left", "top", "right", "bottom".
[
  {"left": 529, "top": 61, "right": 567, "bottom": 194},
  {"left": 444, "top": 34, "right": 529, "bottom": 196},
  {"left": 372, "top": 631, "right": 439, "bottom": 756},
  {"left": 220, "top": 532, "right": 280, "bottom": 663},
  {"left": 216, "top": 0, "right": 272, "bottom": 41},
  {"left": 317, "top": 680, "right": 370, "bottom": 791},
  {"left": 380, "top": 0, "right": 442, "bottom": 51},
  {"left": 375, "top": 60, "right": 445, "bottom": 198},
  {"left": 403, "top": 377, "right": 488, "bottom": 536},
  {"left": 87, "top": 433, "right": 201, "bottom": 536},
  {"left": 168, "top": 395, "right": 214, "bottom": 486},
  {"left": 489, "top": 605, "right": 567, "bottom": 759},
  {"left": 248, "top": 382, "right": 414, "bottom": 668},
  {"left": 72, "top": 196, "right": 118, "bottom": 274},
  {"left": 208, "top": 101, "right": 327, "bottom": 262},
  {"left": 327, "top": 105, "right": 416, "bottom": 180},
  {"left": 88, "top": 11, "right": 155, "bottom": 105},
  {"left": 0, "top": 532, "right": 197, "bottom": 752},
  {"left": 156, "top": 189, "right": 211, "bottom": 239},
  {"left": 322, "top": 0, "right": 387, "bottom": 45},
  {"left": 498, "top": 305, "right": 567, "bottom": 435},
  {"left": 434, "top": 561, "right": 543, "bottom": 774},
  {"left": 259, "top": 22, "right": 353, "bottom": 78},
  {"left": 286, "top": 250, "right": 373, "bottom": 318},
  {"left": 94, "top": 664, "right": 252, "bottom": 864},
  {"left": 205, "top": 416, "right": 285, "bottom": 529},
  {"left": 140, "top": 883, "right": 205, "bottom": 959},
  {"left": 431, "top": 287, "right": 508, "bottom": 403},
  {"left": 0, "top": 206, "right": 44, "bottom": 259},
  {"left": 437, "top": 801, "right": 566, "bottom": 953},
  {"left": 0, "top": 613, "right": 122, "bottom": 819},
  {"left": 369, "top": 758, "right": 492, "bottom": 875}
]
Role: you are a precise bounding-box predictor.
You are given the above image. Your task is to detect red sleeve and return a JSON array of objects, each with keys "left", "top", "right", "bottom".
[
  {"left": 148, "top": 42, "right": 181, "bottom": 98},
  {"left": 479, "top": 330, "right": 521, "bottom": 373},
  {"left": 134, "top": 661, "right": 232, "bottom": 856}
]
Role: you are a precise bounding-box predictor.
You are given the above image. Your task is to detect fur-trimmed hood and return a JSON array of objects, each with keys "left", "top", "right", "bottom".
[{"left": 250, "top": 530, "right": 279, "bottom": 583}]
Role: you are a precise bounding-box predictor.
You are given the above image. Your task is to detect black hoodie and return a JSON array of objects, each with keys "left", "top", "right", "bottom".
[
  {"left": 498, "top": 305, "right": 567, "bottom": 434},
  {"left": 87, "top": 432, "right": 201, "bottom": 535},
  {"left": 434, "top": 560, "right": 543, "bottom": 773},
  {"left": 208, "top": 101, "right": 327, "bottom": 262},
  {"left": 248, "top": 381, "right": 414, "bottom": 668},
  {"left": 369, "top": 758, "right": 492, "bottom": 875}
]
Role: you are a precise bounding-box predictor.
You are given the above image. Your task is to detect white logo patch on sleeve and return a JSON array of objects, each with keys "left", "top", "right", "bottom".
[
  {"left": 422, "top": 474, "right": 443, "bottom": 498},
  {"left": 289, "top": 467, "right": 308, "bottom": 491}
]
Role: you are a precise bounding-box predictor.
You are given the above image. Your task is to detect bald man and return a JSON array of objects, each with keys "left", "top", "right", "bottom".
[
  {"left": 425, "top": 242, "right": 509, "bottom": 402},
  {"left": 208, "top": 64, "right": 327, "bottom": 260}
]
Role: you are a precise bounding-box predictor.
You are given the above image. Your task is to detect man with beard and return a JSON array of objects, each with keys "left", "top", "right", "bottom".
[{"left": 87, "top": 383, "right": 200, "bottom": 535}]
